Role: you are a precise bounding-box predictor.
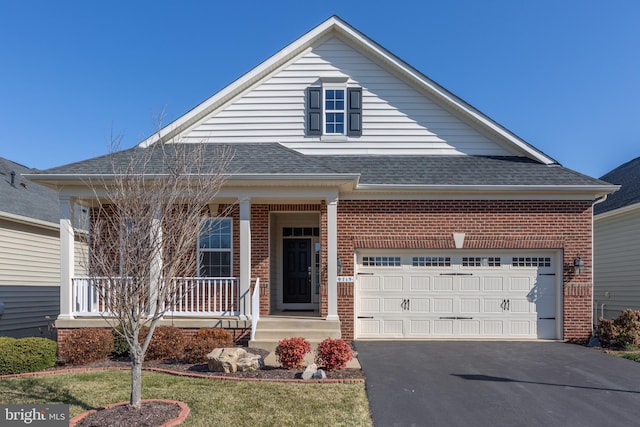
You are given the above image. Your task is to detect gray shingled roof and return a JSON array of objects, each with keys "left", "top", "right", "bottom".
[
  {"left": 42, "top": 143, "right": 337, "bottom": 176},
  {"left": 0, "top": 157, "right": 60, "bottom": 224},
  {"left": 313, "top": 155, "right": 610, "bottom": 186},
  {"left": 594, "top": 156, "right": 640, "bottom": 215},
  {"left": 34, "top": 143, "right": 610, "bottom": 188}
]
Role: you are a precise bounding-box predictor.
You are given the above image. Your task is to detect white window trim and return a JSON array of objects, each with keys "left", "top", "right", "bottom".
[
  {"left": 323, "top": 86, "right": 346, "bottom": 136},
  {"left": 197, "top": 217, "right": 233, "bottom": 278}
]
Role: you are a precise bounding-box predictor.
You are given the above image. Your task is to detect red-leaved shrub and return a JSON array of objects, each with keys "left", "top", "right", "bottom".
[
  {"left": 596, "top": 309, "right": 640, "bottom": 348},
  {"left": 183, "top": 328, "right": 234, "bottom": 364},
  {"left": 315, "top": 338, "right": 353, "bottom": 371},
  {"left": 275, "top": 337, "right": 311, "bottom": 369},
  {"left": 64, "top": 328, "right": 114, "bottom": 365},
  {"left": 139, "top": 326, "right": 185, "bottom": 361}
]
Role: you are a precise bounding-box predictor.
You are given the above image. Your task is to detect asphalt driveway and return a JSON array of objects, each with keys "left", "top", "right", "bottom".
[{"left": 354, "top": 341, "right": 640, "bottom": 427}]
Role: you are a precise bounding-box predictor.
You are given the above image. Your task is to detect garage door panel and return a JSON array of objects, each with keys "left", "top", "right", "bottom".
[
  {"left": 433, "top": 277, "right": 454, "bottom": 291},
  {"left": 360, "top": 276, "right": 380, "bottom": 290},
  {"left": 510, "top": 320, "right": 534, "bottom": 336},
  {"left": 511, "top": 277, "right": 533, "bottom": 291},
  {"left": 383, "top": 320, "right": 403, "bottom": 335},
  {"left": 482, "top": 277, "right": 504, "bottom": 291},
  {"left": 483, "top": 320, "right": 504, "bottom": 335},
  {"left": 432, "top": 298, "right": 454, "bottom": 313},
  {"left": 433, "top": 320, "right": 454, "bottom": 335},
  {"left": 383, "top": 276, "right": 403, "bottom": 291},
  {"left": 483, "top": 298, "right": 504, "bottom": 313},
  {"left": 460, "top": 320, "right": 480, "bottom": 335},
  {"left": 410, "top": 276, "right": 430, "bottom": 291},
  {"left": 509, "top": 298, "right": 532, "bottom": 313},
  {"left": 409, "top": 320, "right": 430, "bottom": 335},
  {"left": 460, "top": 298, "right": 480, "bottom": 313},
  {"left": 359, "top": 298, "right": 381, "bottom": 313},
  {"left": 460, "top": 277, "right": 480, "bottom": 291},
  {"left": 409, "top": 298, "right": 430, "bottom": 312},
  {"left": 383, "top": 298, "right": 405, "bottom": 313}
]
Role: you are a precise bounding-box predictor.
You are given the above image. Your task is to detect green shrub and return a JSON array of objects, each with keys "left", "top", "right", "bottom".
[
  {"left": 275, "top": 337, "right": 311, "bottom": 370},
  {"left": 0, "top": 337, "right": 57, "bottom": 375},
  {"left": 315, "top": 338, "right": 353, "bottom": 371},
  {"left": 595, "top": 310, "right": 640, "bottom": 348},
  {"left": 65, "top": 328, "right": 114, "bottom": 365},
  {"left": 140, "top": 326, "right": 185, "bottom": 361},
  {"left": 111, "top": 327, "right": 130, "bottom": 358},
  {"left": 183, "top": 328, "right": 234, "bottom": 364},
  {"left": 0, "top": 336, "right": 17, "bottom": 349}
]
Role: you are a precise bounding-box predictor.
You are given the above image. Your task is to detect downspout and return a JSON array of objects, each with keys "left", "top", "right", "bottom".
[{"left": 591, "top": 194, "right": 609, "bottom": 339}]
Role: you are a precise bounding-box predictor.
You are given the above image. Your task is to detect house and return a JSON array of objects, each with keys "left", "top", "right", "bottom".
[
  {"left": 0, "top": 157, "right": 63, "bottom": 337},
  {"left": 28, "top": 16, "right": 616, "bottom": 349},
  {"left": 594, "top": 156, "right": 640, "bottom": 319}
]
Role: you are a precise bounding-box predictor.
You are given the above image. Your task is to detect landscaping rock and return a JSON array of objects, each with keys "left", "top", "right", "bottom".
[
  {"left": 207, "top": 348, "right": 264, "bottom": 373},
  {"left": 302, "top": 363, "right": 318, "bottom": 380},
  {"left": 313, "top": 369, "right": 327, "bottom": 380}
]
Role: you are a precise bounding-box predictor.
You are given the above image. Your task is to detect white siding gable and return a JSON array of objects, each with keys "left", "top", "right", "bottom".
[{"left": 179, "top": 36, "right": 515, "bottom": 157}]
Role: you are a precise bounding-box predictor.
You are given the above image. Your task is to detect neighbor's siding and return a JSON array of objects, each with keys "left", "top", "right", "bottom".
[
  {"left": 180, "top": 37, "right": 512, "bottom": 157},
  {"left": 0, "top": 285, "right": 58, "bottom": 338},
  {"left": 594, "top": 207, "right": 640, "bottom": 319},
  {"left": 0, "top": 218, "right": 59, "bottom": 286}
]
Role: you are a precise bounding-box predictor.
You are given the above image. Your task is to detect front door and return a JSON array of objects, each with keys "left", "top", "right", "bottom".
[{"left": 283, "top": 238, "right": 312, "bottom": 303}]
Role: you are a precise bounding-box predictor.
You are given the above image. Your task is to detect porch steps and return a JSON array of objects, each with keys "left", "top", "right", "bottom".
[{"left": 249, "top": 316, "right": 341, "bottom": 353}]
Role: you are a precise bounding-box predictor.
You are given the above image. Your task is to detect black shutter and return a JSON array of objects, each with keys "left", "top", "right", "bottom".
[
  {"left": 347, "top": 87, "right": 362, "bottom": 136},
  {"left": 307, "top": 87, "right": 322, "bottom": 135}
]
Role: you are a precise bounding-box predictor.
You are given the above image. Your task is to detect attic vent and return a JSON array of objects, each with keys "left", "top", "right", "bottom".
[{"left": 10, "top": 171, "right": 16, "bottom": 187}]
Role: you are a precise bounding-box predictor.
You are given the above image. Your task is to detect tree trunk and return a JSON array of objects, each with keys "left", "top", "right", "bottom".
[{"left": 130, "top": 350, "right": 143, "bottom": 409}]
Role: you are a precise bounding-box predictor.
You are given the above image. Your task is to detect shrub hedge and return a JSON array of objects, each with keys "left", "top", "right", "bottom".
[
  {"left": 595, "top": 309, "right": 640, "bottom": 348},
  {"left": 64, "top": 328, "right": 114, "bottom": 365},
  {"left": 315, "top": 338, "right": 353, "bottom": 371},
  {"left": 140, "top": 326, "right": 185, "bottom": 361},
  {"left": 275, "top": 337, "right": 311, "bottom": 370},
  {"left": 0, "top": 337, "right": 57, "bottom": 375},
  {"left": 183, "top": 328, "right": 234, "bottom": 364}
]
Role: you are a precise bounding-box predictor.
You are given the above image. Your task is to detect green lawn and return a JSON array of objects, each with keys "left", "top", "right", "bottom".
[{"left": 0, "top": 371, "right": 372, "bottom": 426}]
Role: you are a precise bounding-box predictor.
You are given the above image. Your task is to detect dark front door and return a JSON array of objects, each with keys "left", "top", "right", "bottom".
[{"left": 283, "top": 238, "right": 312, "bottom": 304}]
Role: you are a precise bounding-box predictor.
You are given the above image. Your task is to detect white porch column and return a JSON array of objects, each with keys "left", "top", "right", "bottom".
[
  {"left": 149, "top": 216, "right": 162, "bottom": 315},
  {"left": 59, "top": 197, "right": 75, "bottom": 320},
  {"left": 326, "top": 195, "right": 339, "bottom": 321},
  {"left": 239, "top": 197, "right": 251, "bottom": 319}
]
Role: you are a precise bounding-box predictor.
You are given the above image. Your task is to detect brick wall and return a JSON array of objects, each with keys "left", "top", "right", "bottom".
[{"left": 335, "top": 199, "right": 593, "bottom": 342}]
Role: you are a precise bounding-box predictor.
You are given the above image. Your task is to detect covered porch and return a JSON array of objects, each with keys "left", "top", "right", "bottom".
[{"left": 56, "top": 187, "right": 347, "bottom": 344}]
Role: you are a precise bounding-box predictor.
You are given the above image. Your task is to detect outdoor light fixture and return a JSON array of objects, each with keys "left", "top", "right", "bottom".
[
  {"left": 573, "top": 256, "right": 584, "bottom": 275},
  {"left": 337, "top": 257, "right": 343, "bottom": 275}
]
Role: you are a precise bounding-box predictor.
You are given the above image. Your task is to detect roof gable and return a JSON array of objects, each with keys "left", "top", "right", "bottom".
[
  {"left": 140, "top": 16, "right": 556, "bottom": 164},
  {"left": 594, "top": 156, "right": 640, "bottom": 215}
]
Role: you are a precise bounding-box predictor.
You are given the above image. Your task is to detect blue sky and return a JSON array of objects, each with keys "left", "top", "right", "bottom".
[{"left": 1, "top": 1, "right": 638, "bottom": 179}]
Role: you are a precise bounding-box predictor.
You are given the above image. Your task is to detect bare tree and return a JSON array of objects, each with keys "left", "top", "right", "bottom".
[{"left": 84, "top": 130, "right": 233, "bottom": 409}]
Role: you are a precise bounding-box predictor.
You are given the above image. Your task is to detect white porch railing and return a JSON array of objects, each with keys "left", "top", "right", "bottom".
[
  {"left": 71, "top": 277, "right": 240, "bottom": 317},
  {"left": 250, "top": 278, "right": 260, "bottom": 341}
]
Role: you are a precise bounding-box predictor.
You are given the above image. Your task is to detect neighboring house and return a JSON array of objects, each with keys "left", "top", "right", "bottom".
[
  {"left": 594, "top": 156, "right": 640, "bottom": 319},
  {"left": 28, "top": 16, "right": 616, "bottom": 349},
  {"left": 0, "top": 157, "right": 61, "bottom": 337}
]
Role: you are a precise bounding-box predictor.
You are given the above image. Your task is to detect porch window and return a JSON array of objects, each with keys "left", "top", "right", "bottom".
[{"left": 198, "top": 218, "right": 232, "bottom": 277}]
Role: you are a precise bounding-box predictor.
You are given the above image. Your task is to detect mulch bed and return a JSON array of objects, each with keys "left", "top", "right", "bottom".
[
  {"left": 50, "top": 348, "right": 365, "bottom": 381},
  {"left": 74, "top": 400, "right": 183, "bottom": 427}
]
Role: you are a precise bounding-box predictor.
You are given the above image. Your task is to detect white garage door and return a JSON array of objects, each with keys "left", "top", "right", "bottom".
[{"left": 356, "top": 252, "right": 560, "bottom": 339}]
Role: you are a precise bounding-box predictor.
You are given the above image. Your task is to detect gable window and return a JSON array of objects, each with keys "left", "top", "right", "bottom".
[
  {"left": 307, "top": 86, "right": 362, "bottom": 137},
  {"left": 198, "top": 218, "right": 232, "bottom": 277},
  {"left": 325, "top": 89, "right": 345, "bottom": 134}
]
